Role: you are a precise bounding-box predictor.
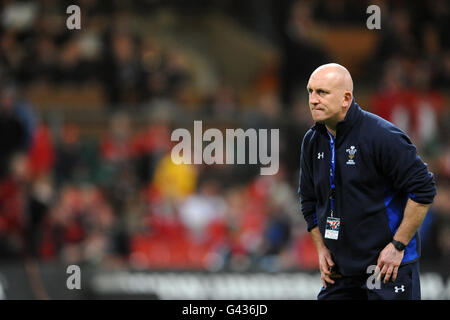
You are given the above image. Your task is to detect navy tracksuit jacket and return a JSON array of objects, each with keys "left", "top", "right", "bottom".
[{"left": 298, "top": 100, "right": 437, "bottom": 276}]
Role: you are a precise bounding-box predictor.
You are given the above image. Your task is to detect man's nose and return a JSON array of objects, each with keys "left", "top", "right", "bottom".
[{"left": 309, "top": 92, "right": 319, "bottom": 105}]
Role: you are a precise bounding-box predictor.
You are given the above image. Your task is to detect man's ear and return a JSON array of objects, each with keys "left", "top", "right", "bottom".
[{"left": 343, "top": 91, "right": 353, "bottom": 107}]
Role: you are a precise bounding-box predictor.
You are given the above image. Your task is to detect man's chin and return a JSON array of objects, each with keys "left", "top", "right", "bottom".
[
  {"left": 311, "top": 112, "right": 328, "bottom": 123},
  {"left": 312, "top": 118, "right": 326, "bottom": 124}
]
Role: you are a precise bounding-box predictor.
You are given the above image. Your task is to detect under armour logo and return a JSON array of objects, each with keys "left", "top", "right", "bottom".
[
  {"left": 394, "top": 285, "right": 405, "bottom": 293},
  {"left": 318, "top": 152, "right": 324, "bottom": 159}
]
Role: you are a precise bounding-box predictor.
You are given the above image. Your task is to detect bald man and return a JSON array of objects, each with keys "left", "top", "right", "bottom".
[{"left": 298, "top": 63, "right": 436, "bottom": 300}]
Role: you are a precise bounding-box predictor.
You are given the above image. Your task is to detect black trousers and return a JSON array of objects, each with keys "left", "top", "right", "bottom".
[{"left": 317, "top": 262, "right": 421, "bottom": 300}]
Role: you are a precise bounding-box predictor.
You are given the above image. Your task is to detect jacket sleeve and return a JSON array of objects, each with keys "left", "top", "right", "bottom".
[
  {"left": 298, "top": 132, "right": 318, "bottom": 231},
  {"left": 377, "top": 125, "right": 437, "bottom": 204}
]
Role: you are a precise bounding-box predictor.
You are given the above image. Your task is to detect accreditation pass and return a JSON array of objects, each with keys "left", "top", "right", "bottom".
[{"left": 325, "top": 217, "right": 340, "bottom": 240}]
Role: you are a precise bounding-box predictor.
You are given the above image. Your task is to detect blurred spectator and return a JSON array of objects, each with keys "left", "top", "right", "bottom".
[
  {"left": 0, "top": 30, "right": 26, "bottom": 82},
  {"left": 54, "top": 123, "right": 82, "bottom": 185},
  {"left": 437, "top": 144, "right": 450, "bottom": 183},
  {"left": 204, "top": 84, "right": 238, "bottom": 119},
  {"left": 0, "top": 83, "right": 33, "bottom": 179},
  {"left": 130, "top": 117, "right": 171, "bottom": 187},
  {"left": 152, "top": 153, "right": 197, "bottom": 202},
  {"left": 421, "top": 183, "right": 450, "bottom": 266},
  {"left": 27, "top": 34, "right": 59, "bottom": 84},
  {"left": 178, "top": 180, "right": 227, "bottom": 243},
  {"left": 155, "top": 49, "right": 190, "bottom": 99},
  {"left": 27, "top": 123, "right": 54, "bottom": 180},
  {"left": 280, "top": 0, "right": 329, "bottom": 107},
  {"left": 40, "top": 184, "right": 119, "bottom": 265},
  {"left": 98, "top": 112, "right": 136, "bottom": 230},
  {"left": 0, "top": 153, "right": 28, "bottom": 259},
  {"left": 227, "top": 176, "right": 270, "bottom": 266},
  {"left": 53, "top": 37, "right": 87, "bottom": 84},
  {"left": 100, "top": 112, "right": 132, "bottom": 163},
  {"left": 261, "top": 202, "right": 291, "bottom": 255},
  {"left": 282, "top": 93, "right": 314, "bottom": 173},
  {"left": 374, "top": 8, "right": 417, "bottom": 61},
  {"left": 102, "top": 29, "right": 145, "bottom": 107},
  {"left": 434, "top": 50, "right": 450, "bottom": 90},
  {"left": 26, "top": 173, "right": 53, "bottom": 259},
  {"left": 419, "top": 0, "right": 449, "bottom": 51},
  {"left": 370, "top": 58, "right": 445, "bottom": 153}
]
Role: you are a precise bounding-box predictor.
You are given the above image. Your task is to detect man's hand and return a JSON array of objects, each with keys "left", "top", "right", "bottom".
[
  {"left": 375, "top": 199, "right": 429, "bottom": 283},
  {"left": 376, "top": 242, "right": 404, "bottom": 283},
  {"left": 318, "top": 246, "right": 336, "bottom": 288},
  {"left": 309, "top": 226, "right": 337, "bottom": 288}
]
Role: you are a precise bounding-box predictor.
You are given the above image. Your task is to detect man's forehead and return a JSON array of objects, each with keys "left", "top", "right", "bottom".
[
  {"left": 308, "top": 64, "right": 353, "bottom": 91},
  {"left": 307, "top": 73, "right": 338, "bottom": 89}
]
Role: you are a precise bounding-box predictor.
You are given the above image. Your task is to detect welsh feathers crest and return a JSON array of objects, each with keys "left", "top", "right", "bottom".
[{"left": 346, "top": 146, "right": 357, "bottom": 165}]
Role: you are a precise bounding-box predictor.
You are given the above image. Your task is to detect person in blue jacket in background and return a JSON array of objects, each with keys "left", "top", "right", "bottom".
[{"left": 298, "top": 63, "right": 437, "bottom": 300}]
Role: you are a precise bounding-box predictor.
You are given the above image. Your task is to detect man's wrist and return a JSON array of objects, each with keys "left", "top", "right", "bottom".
[{"left": 391, "top": 239, "right": 406, "bottom": 251}]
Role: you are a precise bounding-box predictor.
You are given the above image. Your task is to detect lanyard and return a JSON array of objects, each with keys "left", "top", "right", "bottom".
[{"left": 327, "top": 131, "right": 336, "bottom": 217}]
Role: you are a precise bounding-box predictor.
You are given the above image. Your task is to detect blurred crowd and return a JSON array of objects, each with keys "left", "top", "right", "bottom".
[{"left": 0, "top": 0, "right": 449, "bottom": 273}]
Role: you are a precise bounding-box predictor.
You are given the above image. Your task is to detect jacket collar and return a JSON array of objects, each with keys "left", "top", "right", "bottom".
[{"left": 312, "top": 98, "right": 363, "bottom": 142}]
